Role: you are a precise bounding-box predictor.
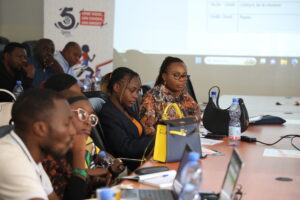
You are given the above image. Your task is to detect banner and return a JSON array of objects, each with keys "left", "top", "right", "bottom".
[{"left": 44, "top": 0, "right": 114, "bottom": 79}]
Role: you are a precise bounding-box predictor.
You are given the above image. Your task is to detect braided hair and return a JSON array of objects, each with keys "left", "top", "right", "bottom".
[
  {"left": 107, "top": 67, "right": 140, "bottom": 94},
  {"left": 154, "top": 56, "right": 184, "bottom": 86}
]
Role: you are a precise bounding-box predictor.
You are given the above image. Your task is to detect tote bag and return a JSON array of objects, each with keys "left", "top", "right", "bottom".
[{"left": 153, "top": 103, "right": 201, "bottom": 162}]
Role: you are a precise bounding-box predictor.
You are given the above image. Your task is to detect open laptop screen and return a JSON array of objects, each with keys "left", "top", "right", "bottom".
[
  {"left": 173, "top": 144, "right": 193, "bottom": 195},
  {"left": 219, "top": 149, "right": 243, "bottom": 200}
]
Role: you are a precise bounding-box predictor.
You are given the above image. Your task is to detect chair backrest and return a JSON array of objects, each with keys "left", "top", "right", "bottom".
[
  {"left": 22, "top": 40, "right": 38, "bottom": 57},
  {"left": 83, "top": 91, "right": 109, "bottom": 101},
  {"left": 0, "top": 125, "right": 13, "bottom": 138},
  {"left": 88, "top": 97, "right": 108, "bottom": 151},
  {"left": 0, "top": 89, "right": 16, "bottom": 126},
  {"left": 91, "top": 124, "right": 106, "bottom": 151},
  {"left": 185, "top": 77, "right": 198, "bottom": 103},
  {"left": 0, "top": 36, "right": 9, "bottom": 44}
]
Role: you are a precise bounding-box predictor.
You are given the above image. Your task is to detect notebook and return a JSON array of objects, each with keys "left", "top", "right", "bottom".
[
  {"left": 121, "top": 144, "right": 193, "bottom": 200},
  {"left": 201, "top": 149, "right": 243, "bottom": 200}
]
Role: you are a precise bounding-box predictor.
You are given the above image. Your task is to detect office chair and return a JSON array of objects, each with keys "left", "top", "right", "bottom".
[
  {"left": 22, "top": 40, "right": 38, "bottom": 57},
  {"left": 0, "top": 125, "right": 13, "bottom": 138},
  {"left": 88, "top": 97, "right": 108, "bottom": 151},
  {"left": 0, "top": 36, "right": 9, "bottom": 45},
  {"left": 185, "top": 77, "right": 198, "bottom": 103},
  {"left": 83, "top": 91, "right": 109, "bottom": 102}
]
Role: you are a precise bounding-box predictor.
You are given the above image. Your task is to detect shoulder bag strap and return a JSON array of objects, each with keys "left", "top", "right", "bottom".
[
  {"left": 208, "top": 86, "right": 220, "bottom": 106},
  {"left": 162, "top": 103, "right": 184, "bottom": 120}
]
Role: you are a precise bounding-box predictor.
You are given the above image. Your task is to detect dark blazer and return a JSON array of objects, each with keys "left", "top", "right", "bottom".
[{"left": 99, "top": 99, "right": 154, "bottom": 168}]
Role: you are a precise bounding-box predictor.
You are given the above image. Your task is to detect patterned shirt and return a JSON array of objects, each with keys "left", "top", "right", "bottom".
[
  {"left": 139, "top": 84, "right": 201, "bottom": 135},
  {"left": 42, "top": 136, "right": 101, "bottom": 199}
]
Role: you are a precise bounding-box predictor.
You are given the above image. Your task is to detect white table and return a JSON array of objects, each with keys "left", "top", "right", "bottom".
[{"left": 219, "top": 95, "right": 300, "bottom": 123}]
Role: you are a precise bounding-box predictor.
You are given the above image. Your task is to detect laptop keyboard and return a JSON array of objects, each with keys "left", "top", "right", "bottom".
[{"left": 139, "top": 189, "right": 175, "bottom": 200}]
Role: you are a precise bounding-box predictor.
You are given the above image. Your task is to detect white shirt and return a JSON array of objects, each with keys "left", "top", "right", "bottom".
[
  {"left": 0, "top": 130, "right": 53, "bottom": 200},
  {"left": 54, "top": 51, "right": 83, "bottom": 86}
]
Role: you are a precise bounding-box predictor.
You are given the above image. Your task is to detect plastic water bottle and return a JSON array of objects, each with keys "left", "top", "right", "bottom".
[
  {"left": 179, "top": 152, "right": 202, "bottom": 200},
  {"left": 228, "top": 98, "right": 241, "bottom": 146},
  {"left": 96, "top": 187, "right": 114, "bottom": 200},
  {"left": 211, "top": 91, "right": 217, "bottom": 106},
  {"left": 13, "top": 80, "right": 24, "bottom": 98},
  {"left": 83, "top": 74, "right": 92, "bottom": 92},
  {"left": 94, "top": 68, "right": 102, "bottom": 91},
  {"left": 98, "top": 151, "right": 113, "bottom": 168}
]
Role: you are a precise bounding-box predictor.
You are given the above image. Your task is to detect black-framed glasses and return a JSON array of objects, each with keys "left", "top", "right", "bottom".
[
  {"left": 72, "top": 108, "right": 98, "bottom": 127},
  {"left": 167, "top": 72, "right": 190, "bottom": 80}
]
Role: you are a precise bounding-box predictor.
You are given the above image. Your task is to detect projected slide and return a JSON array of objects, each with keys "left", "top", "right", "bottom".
[{"left": 114, "top": 0, "right": 300, "bottom": 66}]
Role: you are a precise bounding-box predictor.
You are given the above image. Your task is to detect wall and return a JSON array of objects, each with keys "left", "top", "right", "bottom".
[
  {"left": 1, "top": 0, "right": 299, "bottom": 102},
  {"left": 113, "top": 52, "right": 300, "bottom": 102},
  {"left": 0, "top": 0, "right": 43, "bottom": 42}
]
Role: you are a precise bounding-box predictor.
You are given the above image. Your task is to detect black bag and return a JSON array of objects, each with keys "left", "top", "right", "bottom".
[{"left": 202, "top": 86, "right": 249, "bottom": 135}]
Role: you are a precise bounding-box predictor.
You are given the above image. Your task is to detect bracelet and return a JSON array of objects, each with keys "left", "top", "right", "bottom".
[{"left": 72, "top": 169, "right": 88, "bottom": 178}]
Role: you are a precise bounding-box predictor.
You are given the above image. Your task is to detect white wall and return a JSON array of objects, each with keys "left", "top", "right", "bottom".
[{"left": 1, "top": 0, "right": 299, "bottom": 102}]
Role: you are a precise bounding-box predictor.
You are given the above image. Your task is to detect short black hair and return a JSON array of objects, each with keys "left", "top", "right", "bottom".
[
  {"left": 155, "top": 56, "right": 184, "bottom": 86},
  {"left": 44, "top": 73, "right": 78, "bottom": 92},
  {"left": 34, "top": 38, "right": 54, "bottom": 55},
  {"left": 11, "top": 88, "right": 65, "bottom": 131},
  {"left": 2, "top": 42, "right": 25, "bottom": 57},
  {"left": 107, "top": 67, "right": 139, "bottom": 93},
  {"left": 64, "top": 41, "right": 80, "bottom": 51}
]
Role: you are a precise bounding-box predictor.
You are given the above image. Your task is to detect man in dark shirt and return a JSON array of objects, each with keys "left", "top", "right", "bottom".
[
  {"left": 28, "top": 38, "right": 64, "bottom": 87},
  {"left": 0, "top": 42, "right": 35, "bottom": 101}
]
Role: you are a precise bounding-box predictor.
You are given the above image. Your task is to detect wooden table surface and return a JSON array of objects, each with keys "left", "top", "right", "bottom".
[{"left": 121, "top": 124, "right": 300, "bottom": 200}]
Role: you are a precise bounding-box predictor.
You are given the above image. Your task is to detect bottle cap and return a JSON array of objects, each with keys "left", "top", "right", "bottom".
[
  {"left": 16, "top": 80, "right": 22, "bottom": 85},
  {"left": 99, "top": 151, "right": 106, "bottom": 158},
  {"left": 98, "top": 68, "right": 101, "bottom": 72},
  {"left": 211, "top": 91, "right": 216, "bottom": 96},
  {"left": 232, "top": 98, "right": 239, "bottom": 103},
  {"left": 188, "top": 152, "right": 200, "bottom": 161},
  {"left": 86, "top": 74, "right": 90, "bottom": 78},
  {"left": 98, "top": 187, "right": 113, "bottom": 200}
]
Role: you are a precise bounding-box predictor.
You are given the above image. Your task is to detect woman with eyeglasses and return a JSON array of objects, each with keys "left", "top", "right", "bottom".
[
  {"left": 43, "top": 90, "right": 124, "bottom": 200},
  {"left": 139, "top": 56, "right": 201, "bottom": 136},
  {"left": 99, "top": 67, "right": 154, "bottom": 171}
]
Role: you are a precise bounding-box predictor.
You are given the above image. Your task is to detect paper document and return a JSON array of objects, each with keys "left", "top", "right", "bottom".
[
  {"left": 138, "top": 170, "right": 177, "bottom": 188},
  {"left": 263, "top": 148, "right": 300, "bottom": 159},
  {"left": 201, "top": 138, "right": 223, "bottom": 146}
]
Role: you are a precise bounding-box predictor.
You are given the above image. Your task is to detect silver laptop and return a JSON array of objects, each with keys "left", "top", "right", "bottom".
[
  {"left": 121, "top": 148, "right": 243, "bottom": 200},
  {"left": 201, "top": 149, "right": 243, "bottom": 200},
  {"left": 120, "top": 145, "right": 193, "bottom": 200}
]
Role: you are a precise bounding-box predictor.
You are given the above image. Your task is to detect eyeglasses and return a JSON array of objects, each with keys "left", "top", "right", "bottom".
[
  {"left": 167, "top": 72, "right": 190, "bottom": 80},
  {"left": 72, "top": 108, "right": 98, "bottom": 127}
]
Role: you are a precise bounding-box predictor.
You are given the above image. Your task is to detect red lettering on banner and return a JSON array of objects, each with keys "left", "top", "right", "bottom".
[{"left": 80, "top": 10, "right": 105, "bottom": 26}]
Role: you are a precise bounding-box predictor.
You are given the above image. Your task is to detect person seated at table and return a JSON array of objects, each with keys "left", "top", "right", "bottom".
[
  {"left": 0, "top": 88, "right": 75, "bottom": 200},
  {"left": 44, "top": 73, "right": 81, "bottom": 93},
  {"left": 28, "top": 38, "right": 64, "bottom": 87},
  {"left": 0, "top": 42, "right": 35, "bottom": 101},
  {"left": 139, "top": 56, "right": 201, "bottom": 136},
  {"left": 99, "top": 67, "right": 154, "bottom": 171},
  {"left": 54, "top": 41, "right": 82, "bottom": 86},
  {"left": 43, "top": 90, "right": 124, "bottom": 200}
]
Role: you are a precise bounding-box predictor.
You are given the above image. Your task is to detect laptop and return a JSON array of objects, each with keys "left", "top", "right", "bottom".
[
  {"left": 121, "top": 148, "right": 243, "bottom": 200},
  {"left": 201, "top": 149, "right": 243, "bottom": 200},
  {"left": 121, "top": 144, "right": 193, "bottom": 200}
]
